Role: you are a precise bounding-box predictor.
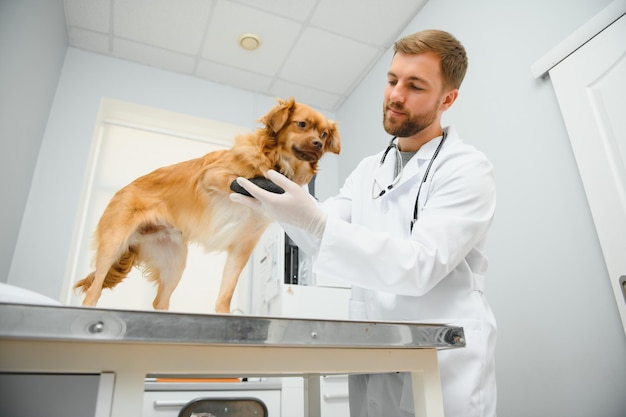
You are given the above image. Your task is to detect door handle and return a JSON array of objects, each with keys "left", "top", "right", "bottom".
[{"left": 153, "top": 400, "right": 189, "bottom": 408}]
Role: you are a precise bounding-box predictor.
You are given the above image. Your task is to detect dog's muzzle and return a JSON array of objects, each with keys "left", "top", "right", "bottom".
[{"left": 292, "top": 143, "right": 322, "bottom": 162}]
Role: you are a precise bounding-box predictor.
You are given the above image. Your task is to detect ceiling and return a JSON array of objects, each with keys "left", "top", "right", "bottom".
[{"left": 63, "top": 0, "right": 427, "bottom": 111}]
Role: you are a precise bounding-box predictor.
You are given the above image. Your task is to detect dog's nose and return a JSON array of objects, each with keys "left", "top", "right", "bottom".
[{"left": 312, "top": 139, "right": 323, "bottom": 150}]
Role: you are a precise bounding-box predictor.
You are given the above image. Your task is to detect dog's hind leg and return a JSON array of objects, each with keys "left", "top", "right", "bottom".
[
  {"left": 151, "top": 256, "right": 187, "bottom": 310},
  {"left": 79, "top": 195, "right": 141, "bottom": 306},
  {"left": 142, "top": 231, "right": 188, "bottom": 310},
  {"left": 81, "top": 241, "right": 132, "bottom": 306}
]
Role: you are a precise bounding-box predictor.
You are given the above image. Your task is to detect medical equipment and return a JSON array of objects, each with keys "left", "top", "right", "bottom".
[
  {"left": 371, "top": 136, "right": 404, "bottom": 199},
  {"left": 372, "top": 130, "right": 448, "bottom": 232}
]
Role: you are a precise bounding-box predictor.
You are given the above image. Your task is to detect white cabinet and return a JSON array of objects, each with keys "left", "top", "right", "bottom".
[{"left": 245, "top": 223, "right": 352, "bottom": 416}]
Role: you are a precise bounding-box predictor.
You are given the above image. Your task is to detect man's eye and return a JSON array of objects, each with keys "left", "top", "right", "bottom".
[{"left": 387, "top": 80, "right": 397, "bottom": 86}]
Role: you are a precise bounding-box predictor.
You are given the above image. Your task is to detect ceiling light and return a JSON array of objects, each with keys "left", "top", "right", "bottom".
[{"left": 238, "top": 33, "right": 261, "bottom": 51}]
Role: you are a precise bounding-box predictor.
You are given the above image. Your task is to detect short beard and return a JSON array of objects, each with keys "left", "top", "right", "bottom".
[{"left": 383, "top": 102, "right": 438, "bottom": 137}]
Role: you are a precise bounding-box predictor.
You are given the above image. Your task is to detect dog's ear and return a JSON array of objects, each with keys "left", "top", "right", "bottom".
[
  {"left": 260, "top": 98, "right": 296, "bottom": 135},
  {"left": 325, "top": 121, "right": 341, "bottom": 155}
]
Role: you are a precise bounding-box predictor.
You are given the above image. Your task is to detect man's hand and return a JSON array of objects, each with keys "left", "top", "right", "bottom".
[{"left": 229, "top": 170, "right": 327, "bottom": 238}]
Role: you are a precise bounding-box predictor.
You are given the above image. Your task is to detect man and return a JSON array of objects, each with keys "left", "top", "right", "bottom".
[{"left": 231, "top": 29, "right": 497, "bottom": 417}]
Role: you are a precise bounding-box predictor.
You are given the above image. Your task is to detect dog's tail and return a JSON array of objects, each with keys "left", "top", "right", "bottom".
[{"left": 74, "top": 249, "right": 137, "bottom": 293}]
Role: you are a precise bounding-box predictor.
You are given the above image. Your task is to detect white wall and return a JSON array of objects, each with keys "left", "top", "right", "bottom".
[
  {"left": 8, "top": 47, "right": 338, "bottom": 298},
  {"left": 336, "top": 1, "right": 626, "bottom": 416},
  {"left": 0, "top": 0, "right": 67, "bottom": 282}
]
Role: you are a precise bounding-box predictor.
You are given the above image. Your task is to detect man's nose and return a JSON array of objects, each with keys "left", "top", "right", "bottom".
[{"left": 388, "top": 84, "right": 405, "bottom": 104}]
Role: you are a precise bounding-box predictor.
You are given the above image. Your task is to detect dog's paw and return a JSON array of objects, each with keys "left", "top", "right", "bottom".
[{"left": 230, "top": 177, "right": 285, "bottom": 198}]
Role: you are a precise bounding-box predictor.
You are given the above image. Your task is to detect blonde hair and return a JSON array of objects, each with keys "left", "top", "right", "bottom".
[{"left": 394, "top": 29, "right": 468, "bottom": 90}]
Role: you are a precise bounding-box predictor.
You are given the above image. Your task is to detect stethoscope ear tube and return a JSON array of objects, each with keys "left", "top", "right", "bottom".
[{"left": 379, "top": 136, "right": 399, "bottom": 165}]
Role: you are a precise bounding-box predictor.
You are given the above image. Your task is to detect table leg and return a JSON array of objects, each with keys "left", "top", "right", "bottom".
[
  {"left": 410, "top": 349, "right": 444, "bottom": 417},
  {"left": 303, "top": 374, "right": 321, "bottom": 417},
  {"left": 109, "top": 369, "right": 145, "bottom": 417}
]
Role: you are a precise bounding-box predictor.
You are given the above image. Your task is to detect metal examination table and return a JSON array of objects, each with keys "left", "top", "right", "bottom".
[{"left": 0, "top": 302, "right": 464, "bottom": 417}]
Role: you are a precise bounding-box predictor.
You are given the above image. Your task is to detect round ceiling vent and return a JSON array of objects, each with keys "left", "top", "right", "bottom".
[{"left": 239, "top": 33, "right": 261, "bottom": 51}]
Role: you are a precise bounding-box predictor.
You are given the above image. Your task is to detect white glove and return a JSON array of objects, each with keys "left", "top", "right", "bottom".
[{"left": 229, "top": 170, "right": 328, "bottom": 238}]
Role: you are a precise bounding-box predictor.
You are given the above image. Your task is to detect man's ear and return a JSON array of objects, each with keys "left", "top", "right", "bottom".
[
  {"left": 259, "top": 97, "right": 296, "bottom": 135},
  {"left": 439, "top": 89, "right": 459, "bottom": 112}
]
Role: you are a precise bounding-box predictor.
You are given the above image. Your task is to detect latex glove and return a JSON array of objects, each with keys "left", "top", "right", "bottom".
[{"left": 229, "top": 170, "right": 327, "bottom": 238}]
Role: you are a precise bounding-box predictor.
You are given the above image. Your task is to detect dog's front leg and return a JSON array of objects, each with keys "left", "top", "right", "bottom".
[{"left": 215, "top": 242, "right": 258, "bottom": 314}]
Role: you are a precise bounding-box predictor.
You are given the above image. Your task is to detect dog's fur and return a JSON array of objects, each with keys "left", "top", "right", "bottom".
[{"left": 74, "top": 98, "right": 340, "bottom": 313}]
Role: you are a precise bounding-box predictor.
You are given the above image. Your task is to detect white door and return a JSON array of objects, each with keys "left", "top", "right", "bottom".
[{"left": 548, "top": 15, "right": 626, "bottom": 333}]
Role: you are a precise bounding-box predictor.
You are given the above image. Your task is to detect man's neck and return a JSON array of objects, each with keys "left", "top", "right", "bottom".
[{"left": 397, "top": 126, "right": 444, "bottom": 152}]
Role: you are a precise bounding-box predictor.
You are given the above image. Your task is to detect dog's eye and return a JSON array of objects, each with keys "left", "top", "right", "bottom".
[
  {"left": 320, "top": 131, "right": 328, "bottom": 140},
  {"left": 295, "top": 121, "right": 307, "bottom": 129}
]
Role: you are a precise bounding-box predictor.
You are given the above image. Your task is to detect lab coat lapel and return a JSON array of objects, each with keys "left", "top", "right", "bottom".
[
  {"left": 373, "top": 127, "right": 458, "bottom": 197},
  {"left": 372, "top": 145, "right": 427, "bottom": 198},
  {"left": 375, "top": 140, "right": 437, "bottom": 196}
]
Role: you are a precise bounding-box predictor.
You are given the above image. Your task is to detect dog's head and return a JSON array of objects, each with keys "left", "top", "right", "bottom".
[{"left": 259, "top": 98, "right": 341, "bottom": 184}]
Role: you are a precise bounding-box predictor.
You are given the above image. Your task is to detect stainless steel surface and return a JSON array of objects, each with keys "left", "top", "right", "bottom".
[{"left": 0, "top": 303, "right": 464, "bottom": 349}]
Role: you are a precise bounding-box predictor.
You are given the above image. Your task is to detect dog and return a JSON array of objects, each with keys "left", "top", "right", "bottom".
[{"left": 74, "top": 98, "right": 340, "bottom": 313}]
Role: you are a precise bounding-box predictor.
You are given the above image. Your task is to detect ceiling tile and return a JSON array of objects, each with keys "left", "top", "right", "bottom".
[
  {"left": 310, "top": 0, "right": 426, "bottom": 47},
  {"left": 279, "top": 27, "right": 380, "bottom": 94},
  {"left": 114, "top": 0, "right": 213, "bottom": 54},
  {"left": 196, "top": 60, "right": 274, "bottom": 93},
  {"left": 68, "top": 28, "right": 110, "bottom": 54},
  {"left": 64, "top": 0, "right": 110, "bottom": 33},
  {"left": 113, "top": 38, "right": 196, "bottom": 74},
  {"left": 233, "top": 0, "right": 318, "bottom": 21},
  {"left": 201, "top": 1, "right": 301, "bottom": 76}
]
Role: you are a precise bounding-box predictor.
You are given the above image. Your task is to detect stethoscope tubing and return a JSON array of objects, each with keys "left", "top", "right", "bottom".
[
  {"left": 371, "top": 136, "right": 402, "bottom": 199},
  {"left": 411, "top": 130, "right": 447, "bottom": 232},
  {"left": 371, "top": 130, "right": 448, "bottom": 232}
]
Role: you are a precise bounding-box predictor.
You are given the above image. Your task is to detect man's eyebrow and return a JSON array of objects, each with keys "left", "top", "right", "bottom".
[{"left": 387, "top": 71, "right": 430, "bottom": 85}]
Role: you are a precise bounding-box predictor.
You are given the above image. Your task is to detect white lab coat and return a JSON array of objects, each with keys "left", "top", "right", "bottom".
[{"left": 285, "top": 125, "right": 497, "bottom": 417}]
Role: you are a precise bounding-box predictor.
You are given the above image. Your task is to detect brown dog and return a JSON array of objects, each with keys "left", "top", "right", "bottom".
[{"left": 74, "top": 98, "right": 340, "bottom": 313}]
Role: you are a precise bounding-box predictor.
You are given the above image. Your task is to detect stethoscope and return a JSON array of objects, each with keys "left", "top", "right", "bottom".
[{"left": 371, "top": 129, "right": 448, "bottom": 232}]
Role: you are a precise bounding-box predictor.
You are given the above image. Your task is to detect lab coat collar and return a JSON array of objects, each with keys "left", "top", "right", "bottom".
[{"left": 373, "top": 125, "right": 458, "bottom": 194}]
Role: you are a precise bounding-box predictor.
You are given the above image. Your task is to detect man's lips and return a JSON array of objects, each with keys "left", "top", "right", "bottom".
[{"left": 386, "top": 106, "right": 405, "bottom": 117}]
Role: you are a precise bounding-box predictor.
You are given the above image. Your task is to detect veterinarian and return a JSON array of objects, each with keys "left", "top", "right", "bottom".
[{"left": 231, "top": 29, "right": 497, "bottom": 417}]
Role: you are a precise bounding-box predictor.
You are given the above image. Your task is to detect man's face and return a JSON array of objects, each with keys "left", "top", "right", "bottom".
[{"left": 383, "top": 51, "right": 447, "bottom": 138}]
